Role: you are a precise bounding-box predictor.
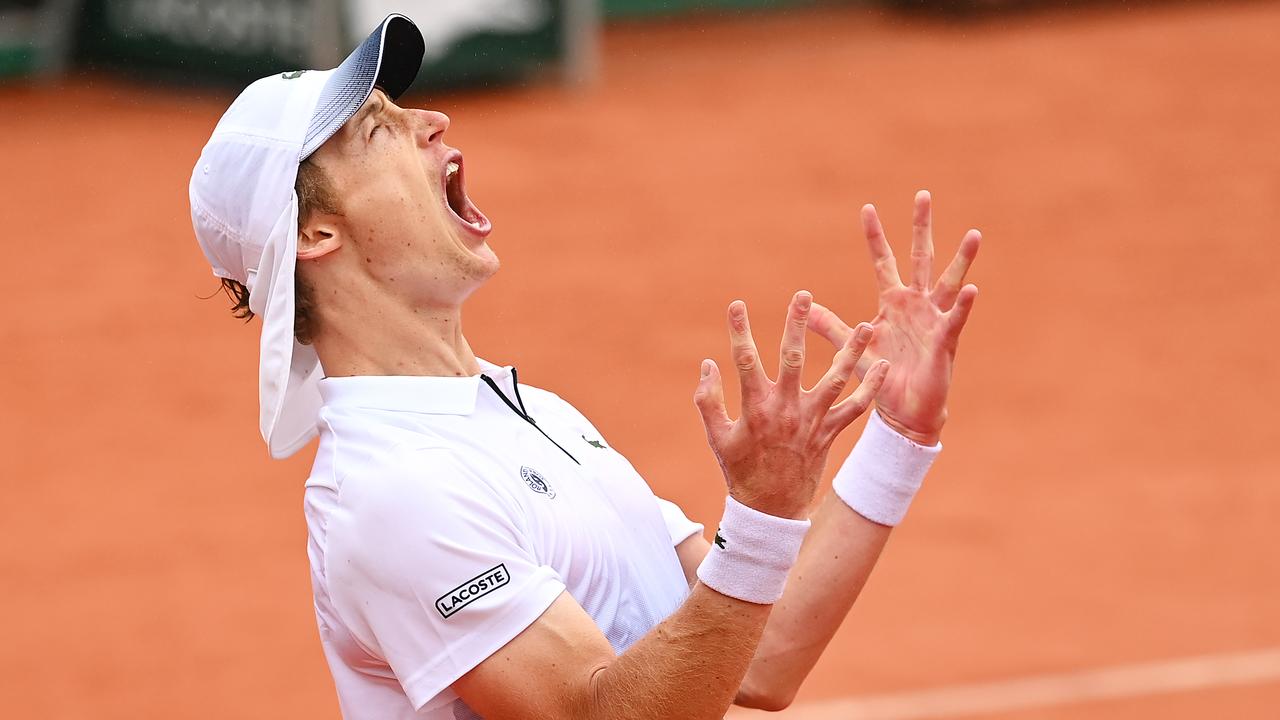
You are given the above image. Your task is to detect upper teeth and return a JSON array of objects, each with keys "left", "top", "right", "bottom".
[{"left": 446, "top": 161, "right": 459, "bottom": 177}]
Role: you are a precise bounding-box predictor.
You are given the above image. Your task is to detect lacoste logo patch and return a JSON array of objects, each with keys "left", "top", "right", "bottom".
[
  {"left": 582, "top": 435, "right": 608, "bottom": 449},
  {"left": 520, "top": 466, "right": 555, "bottom": 498},
  {"left": 436, "top": 564, "right": 510, "bottom": 618},
  {"left": 280, "top": 70, "right": 307, "bottom": 80},
  {"left": 714, "top": 530, "right": 727, "bottom": 549}
]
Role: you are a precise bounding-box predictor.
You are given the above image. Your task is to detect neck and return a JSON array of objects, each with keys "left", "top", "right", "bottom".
[{"left": 309, "top": 295, "right": 480, "bottom": 378}]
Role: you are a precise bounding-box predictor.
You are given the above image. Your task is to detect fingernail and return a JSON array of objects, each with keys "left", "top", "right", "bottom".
[
  {"left": 797, "top": 291, "right": 812, "bottom": 308},
  {"left": 700, "top": 359, "right": 712, "bottom": 378}
]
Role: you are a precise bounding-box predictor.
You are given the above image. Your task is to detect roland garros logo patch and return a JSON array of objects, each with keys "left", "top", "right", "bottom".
[
  {"left": 436, "top": 564, "right": 510, "bottom": 619},
  {"left": 520, "top": 466, "right": 555, "bottom": 498}
]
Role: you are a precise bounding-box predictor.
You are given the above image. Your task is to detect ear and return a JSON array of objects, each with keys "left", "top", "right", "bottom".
[{"left": 297, "top": 213, "right": 343, "bottom": 260}]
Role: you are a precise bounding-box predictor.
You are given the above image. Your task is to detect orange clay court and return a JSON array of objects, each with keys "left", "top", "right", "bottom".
[{"left": 1, "top": 2, "right": 1277, "bottom": 718}]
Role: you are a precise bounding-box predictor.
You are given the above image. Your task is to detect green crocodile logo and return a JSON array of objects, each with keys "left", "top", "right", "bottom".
[{"left": 281, "top": 70, "right": 307, "bottom": 80}]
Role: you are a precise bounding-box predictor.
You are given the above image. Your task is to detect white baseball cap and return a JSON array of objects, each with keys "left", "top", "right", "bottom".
[{"left": 190, "top": 15, "right": 426, "bottom": 459}]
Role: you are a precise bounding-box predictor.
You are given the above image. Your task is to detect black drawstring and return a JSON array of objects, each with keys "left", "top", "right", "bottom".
[
  {"left": 510, "top": 368, "right": 530, "bottom": 416},
  {"left": 480, "top": 373, "right": 580, "bottom": 465}
]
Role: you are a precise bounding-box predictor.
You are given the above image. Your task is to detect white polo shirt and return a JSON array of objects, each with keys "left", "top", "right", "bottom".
[{"left": 303, "top": 360, "right": 704, "bottom": 719}]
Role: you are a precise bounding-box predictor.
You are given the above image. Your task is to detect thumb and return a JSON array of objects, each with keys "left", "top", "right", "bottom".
[{"left": 693, "top": 359, "right": 731, "bottom": 446}]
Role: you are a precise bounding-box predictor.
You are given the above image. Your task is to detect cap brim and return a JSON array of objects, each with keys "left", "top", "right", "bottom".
[{"left": 301, "top": 14, "right": 425, "bottom": 159}]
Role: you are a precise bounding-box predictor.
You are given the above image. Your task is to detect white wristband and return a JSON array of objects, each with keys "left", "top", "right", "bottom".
[
  {"left": 832, "top": 410, "right": 942, "bottom": 526},
  {"left": 696, "top": 495, "right": 811, "bottom": 605}
]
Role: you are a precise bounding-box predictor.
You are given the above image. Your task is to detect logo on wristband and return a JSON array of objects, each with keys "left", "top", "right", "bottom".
[{"left": 714, "top": 531, "right": 727, "bottom": 549}]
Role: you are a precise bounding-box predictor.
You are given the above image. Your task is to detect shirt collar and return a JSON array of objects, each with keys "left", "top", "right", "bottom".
[{"left": 318, "top": 358, "right": 512, "bottom": 416}]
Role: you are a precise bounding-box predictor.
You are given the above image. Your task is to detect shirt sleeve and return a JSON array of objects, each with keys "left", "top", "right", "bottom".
[
  {"left": 325, "top": 446, "right": 566, "bottom": 711},
  {"left": 654, "top": 496, "right": 704, "bottom": 546}
]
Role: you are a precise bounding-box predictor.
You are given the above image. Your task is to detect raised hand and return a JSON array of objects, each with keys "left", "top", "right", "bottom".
[
  {"left": 694, "top": 291, "right": 890, "bottom": 519},
  {"left": 809, "top": 191, "right": 980, "bottom": 446}
]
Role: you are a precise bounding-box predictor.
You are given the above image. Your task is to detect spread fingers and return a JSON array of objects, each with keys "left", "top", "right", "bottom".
[{"left": 808, "top": 322, "right": 875, "bottom": 413}]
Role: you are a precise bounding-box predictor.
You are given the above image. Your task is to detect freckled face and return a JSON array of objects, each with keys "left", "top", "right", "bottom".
[{"left": 309, "top": 89, "right": 498, "bottom": 308}]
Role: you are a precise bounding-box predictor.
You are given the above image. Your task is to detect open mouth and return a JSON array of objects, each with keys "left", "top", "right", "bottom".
[{"left": 442, "top": 152, "right": 492, "bottom": 237}]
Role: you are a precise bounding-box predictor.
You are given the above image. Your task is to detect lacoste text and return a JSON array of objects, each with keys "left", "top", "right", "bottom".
[{"left": 436, "top": 564, "right": 510, "bottom": 618}]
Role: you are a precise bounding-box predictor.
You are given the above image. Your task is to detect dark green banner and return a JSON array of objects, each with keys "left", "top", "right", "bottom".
[
  {"left": 76, "top": 0, "right": 313, "bottom": 80},
  {"left": 76, "top": 0, "right": 568, "bottom": 89}
]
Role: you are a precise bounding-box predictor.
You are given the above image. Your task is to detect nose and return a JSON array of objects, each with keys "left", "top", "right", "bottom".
[{"left": 411, "top": 109, "right": 450, "bottom": 146}]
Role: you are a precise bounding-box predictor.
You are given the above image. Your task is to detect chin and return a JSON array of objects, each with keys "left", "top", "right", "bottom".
[
  {"left": 447, "top": 221, "right": 499, "bottom": 270},
  {"left": 457, "top": 232, "right": 499, "bottom": 271},
  {"left": 456, "top": 239, "right": 500, "bottom": 287},
  {"left": 474, "top": 251, "right": 501, "bottom": 284}
]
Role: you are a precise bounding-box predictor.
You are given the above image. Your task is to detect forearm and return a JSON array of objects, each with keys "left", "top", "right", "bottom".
[
  {"left": 585, "top": 582, "right": 771, "bottom": 720},
  {"left": 736, "top": 491, "right": 891, "bottom": 709},
  {"left": 585, "top": 491, "right": 812, "bottom": 719},
  {"left": 737, "top": 411, "right": 939, "bottom": 708}
]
